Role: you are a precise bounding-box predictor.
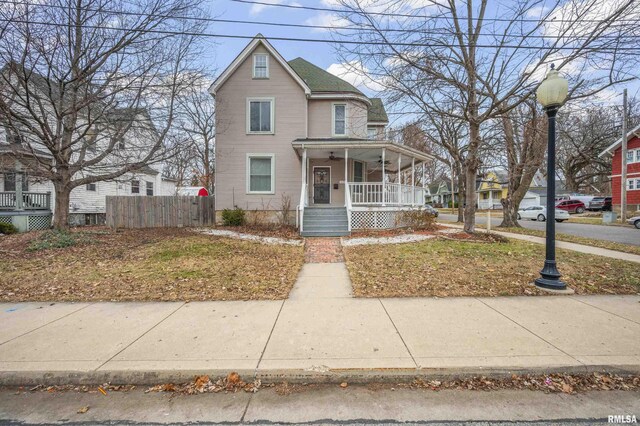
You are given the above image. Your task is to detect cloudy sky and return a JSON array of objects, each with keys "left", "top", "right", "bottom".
[{"left": 205, "top": 0, "right": 638, "bottom": 109}]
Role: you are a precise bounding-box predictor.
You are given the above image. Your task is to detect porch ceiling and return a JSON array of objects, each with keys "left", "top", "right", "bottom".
[{"left": 292, "top": 139, "right": 433, "bottom": 171}]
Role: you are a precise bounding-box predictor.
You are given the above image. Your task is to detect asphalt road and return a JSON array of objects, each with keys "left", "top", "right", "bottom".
[{"left": 439, "top": 213, "right": 640, "bottom": 246}]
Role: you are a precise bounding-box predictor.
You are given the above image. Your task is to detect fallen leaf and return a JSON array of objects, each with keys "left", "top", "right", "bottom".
[{"left": 77, "top": 406, "right": 89, "bottom": 414}]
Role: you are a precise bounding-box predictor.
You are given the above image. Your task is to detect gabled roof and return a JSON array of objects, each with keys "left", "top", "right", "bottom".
[
  {"left": 599, "top": 122, "right": 640, "bottom": 157},
  {"left": 288, "top": 58, "right": 363, "bottom": 96},
  {"left": 209, "top": 34, "right": 311, "bottom": 96},
  {"left": 367, "top": 98, "right": 388, "bottom": 123}
]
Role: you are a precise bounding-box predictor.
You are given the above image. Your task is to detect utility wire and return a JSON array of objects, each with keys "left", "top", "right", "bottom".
[
  {"left": 1, "top": 0, "right": 638, "bottom": 41},
  {"left": 230, "top": 0, "right": 640, "bottom": 24},
  {"left": 2, "top": 18, "right": 640, "bottom": 52}
]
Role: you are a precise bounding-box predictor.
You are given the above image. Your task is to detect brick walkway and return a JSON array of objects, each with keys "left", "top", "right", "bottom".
[{"left": 304, "top": 238, "right": 344, "bottom": 263}]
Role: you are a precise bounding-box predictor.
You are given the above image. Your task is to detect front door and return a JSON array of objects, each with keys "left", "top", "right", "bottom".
[{"left": 313, "top": 167, "right": 330, "bottom": 204}]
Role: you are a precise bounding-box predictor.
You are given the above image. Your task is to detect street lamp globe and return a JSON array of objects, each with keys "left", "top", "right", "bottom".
[{"left": 536, "top": 66, "right": 568, "bottom": 109}]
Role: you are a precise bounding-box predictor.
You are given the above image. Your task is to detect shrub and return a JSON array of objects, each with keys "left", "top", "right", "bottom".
[
  {"left": 398, "top": 209, "right": 437, "bottom": 230},
  {"left": 222, "top": 208, "right": 246, "bottom": 226},
  {"left": 27, "top": 230, "right": 83, "bottom": 251},
  {"left": 0, "top": 222, "right": 18, "bottom": 235}
]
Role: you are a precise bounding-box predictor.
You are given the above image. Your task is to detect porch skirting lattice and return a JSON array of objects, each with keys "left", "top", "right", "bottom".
[{"left": 351, "top": 207, "right": 417, "bottom": 229}]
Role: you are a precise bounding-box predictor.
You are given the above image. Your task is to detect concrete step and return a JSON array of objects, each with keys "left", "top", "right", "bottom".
[
  {"left": 302, "top": 226, "right": 349, "bottom": 233},
  {"left": 301, "top": 230, "right": 350, "bottom": 237}
]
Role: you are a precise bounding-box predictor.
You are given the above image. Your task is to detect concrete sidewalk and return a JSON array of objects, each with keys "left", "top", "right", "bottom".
[{"left": 1, "top": 295, "right": 638, "bottom": 385}]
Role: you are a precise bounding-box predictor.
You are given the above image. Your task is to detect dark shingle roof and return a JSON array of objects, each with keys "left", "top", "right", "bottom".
[
  {"left": 367, "top": 98, "right": 388, "bottom": 123},
  {"left": 288, "top": 58, "right": 364, "bottom": 95}
]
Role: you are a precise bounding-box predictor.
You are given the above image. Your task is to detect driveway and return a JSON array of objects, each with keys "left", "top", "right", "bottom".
[{"left": 438, "top": 214, "right": 640, "bottom": 246}]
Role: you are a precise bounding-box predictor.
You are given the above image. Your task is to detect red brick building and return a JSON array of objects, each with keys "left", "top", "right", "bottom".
[{"left": 600, "top": 123, "right": 640, "bottom": 212}]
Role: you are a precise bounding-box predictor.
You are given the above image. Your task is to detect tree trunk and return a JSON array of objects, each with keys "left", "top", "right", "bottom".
[
  {"left": 500, "top": 197, "right": 519, "bottom": 227},
  {"left": 463, "top": 166, "right": 477, "bottom": 233},
  {"left": 456, "top": 169, "right": 465, "bottom": 222},
  {"left": 52, "top": 182, "right": 71, "bottom": 230}
]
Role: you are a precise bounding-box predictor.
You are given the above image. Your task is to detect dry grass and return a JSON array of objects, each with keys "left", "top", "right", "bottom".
[
  {"left": 495, "top": 226, "right": 640, "bottom": 256},
  {"left": 0, "top": 228, "right": 304, "bottom": 302},
  {"left": 344, "top": 238, "right": 640, "bottom": 298}
]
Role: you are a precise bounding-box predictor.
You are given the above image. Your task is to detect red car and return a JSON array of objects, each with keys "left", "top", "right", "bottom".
[{"left": 555, "top": 199, "right": 586, "bottom": 214}]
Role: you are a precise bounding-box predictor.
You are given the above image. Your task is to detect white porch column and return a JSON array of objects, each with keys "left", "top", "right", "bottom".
[
  {"left": 14, "top": 161, "right": 23, "bottom": 211},
  {"left": 411, "top": 157, "right": 416, "bottom": 206},
  {"left": 381, "top": 147, "right": 386, "bottom": 206},
  {"left": 302, "top": 148, "right": 307, "bottom": 185},
  {"left": 344, "top": 148, "right": 349, "bottom": 207},
  {"left": 422, "top": 161, "right": 426, "bottom": 204},
  {"left": 489, "top": 189, "right": 493, "bottom": 210},
  {"left": 397, "top": 153, "right": 402, "bottom": 185}
]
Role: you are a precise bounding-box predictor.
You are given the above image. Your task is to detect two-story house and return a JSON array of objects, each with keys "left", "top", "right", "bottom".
[
  {"left": 600, "top": 123, "right": 640, "bottom": 214},
  {"left": 210, "top": 34, "right": 433, "bottom": 236}
]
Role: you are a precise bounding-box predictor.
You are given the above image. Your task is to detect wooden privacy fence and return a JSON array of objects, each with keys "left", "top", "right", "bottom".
[{"left": 106, "top": 196, "right": 215, "bottom": 229}]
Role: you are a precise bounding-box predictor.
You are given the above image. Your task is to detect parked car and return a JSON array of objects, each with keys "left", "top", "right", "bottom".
[
  {"left": 424, "top": 204, "right": 439, "bottom": 217},
  {"left": 628, "top": 216, "right": 640, "bottom": 229},
  {"left": 587, "top": 196, "right": 612, "bottom": 211},
  {"left": 517, "top": 206, "right": 570, "bottom": 222},
  {"left": 555, "top": 199, "right": 586, "bottom": 214}
]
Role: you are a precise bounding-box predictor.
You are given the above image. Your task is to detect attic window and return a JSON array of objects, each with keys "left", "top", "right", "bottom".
[{"left": 253, "top": 54, "right": 269, "bottom": 78}]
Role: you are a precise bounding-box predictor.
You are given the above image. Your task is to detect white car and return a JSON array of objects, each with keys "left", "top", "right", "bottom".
[{"left": 517, "top": 206, "right": 570, "bottom": 222}]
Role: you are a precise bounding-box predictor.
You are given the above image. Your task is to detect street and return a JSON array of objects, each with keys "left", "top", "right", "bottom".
[
  {"left": 439, "top": 214, "right": 640, "bottom": 246},
  {"left": 1, "top": 386, "right": 639, "bottom": 424}
]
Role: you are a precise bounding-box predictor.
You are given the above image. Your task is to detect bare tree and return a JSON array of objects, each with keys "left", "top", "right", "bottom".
[
  {"left": 331, "top": 0, "right": 639, "bottom": 232},
  {"left": 497, "top": 101, "right": 547, "bottom": 227},
  {"left": 0, "top": 0, "right": 207, "bottom": 229},
  {"left": 556, "top": 98, "right": 640, "bottom": 194},
  {"left": 176, "top": 83, "right": 216, "bottom": 193}
]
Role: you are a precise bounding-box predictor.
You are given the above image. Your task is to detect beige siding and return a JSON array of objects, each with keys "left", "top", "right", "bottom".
[
  {"left": 308, "top": 99, "right": 369, "bottom": 139},
  {"left": 215, "top": 44, "right": 306, "bottom": 211}
]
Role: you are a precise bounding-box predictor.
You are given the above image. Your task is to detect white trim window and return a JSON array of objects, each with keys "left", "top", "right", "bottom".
[
  {"left": 253, "top": 53, "right": 269, "bottom": 79},
  {"left": 367, "top": 127, "right": 377, "bottom": 140},
  {"left": 628, "top": 178, "right": 640, "bottom": 190},
  {"left": 332, "top": 103, "right": 347, "bottom": 136},
  {"left": 146, "top": 181, "right": 154, "bottom": 196},
  {"left": 131, "top": 179, "right": 140, "bottom": 194},
  {"left": 86, "top": 182, "right": 96, "bottom": 191},
  {"left": 247, "top": 154, "right": 275, "bottom": 194},
  {"left": 247, "top": 98, "right": 274, "bottom": 134}
]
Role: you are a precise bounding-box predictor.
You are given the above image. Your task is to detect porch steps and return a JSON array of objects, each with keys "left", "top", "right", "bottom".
[{"left": 301, "top": 207, "right": 350, "bottom": 237}]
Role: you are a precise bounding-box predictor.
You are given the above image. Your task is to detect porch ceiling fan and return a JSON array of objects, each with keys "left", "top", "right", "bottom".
[
  {"left": 377, "top": 156, "right": 390, "bottom": 165},
  {"left": 328, "top": 151, "right": 343, "bottom": 161}
]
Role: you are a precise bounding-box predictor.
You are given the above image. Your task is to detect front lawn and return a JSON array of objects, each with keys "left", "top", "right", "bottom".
[
  {"left": 0, "top": 228, "right": 304, "bottom": 302},
  {"left": 344, "top": 238, "right": 640, "bottom": 297}
]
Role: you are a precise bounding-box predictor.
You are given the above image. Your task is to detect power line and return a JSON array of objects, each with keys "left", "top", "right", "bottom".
[
  {"left": 2, "top": 18, "right": 640, "bottom": 52},
  {"left": 230, "top": 0, "right": 640, "bottom": 24},
  {"left": 1, "top": 0, "right": 638, "bottom": 41}
]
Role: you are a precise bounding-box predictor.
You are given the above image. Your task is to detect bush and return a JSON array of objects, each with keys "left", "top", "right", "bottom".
[
  {"left": 222, "top": 208, "right": 246, "bottom": 226},
  {"left": 27, "top": 230, "right": 81, "bottom": 251},
  {"left": 398, "top": 209, "right": 437, "bottom": 230},
  {"left": 0, "top": 222, "right": 18, "bottom": 235}
]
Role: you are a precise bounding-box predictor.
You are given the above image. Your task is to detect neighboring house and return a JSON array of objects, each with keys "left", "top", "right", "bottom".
[
  {"left": 209, "top": 34, "right": 433, "bottom": 236},
  {"left": 599, "top": 123, "right": 640, "bottom": 213},
  {"left": 427, "top": 180, "right": 459, "bottom": 207},
  {"left": 0, "top": 114, "right": 176, "bottom": 230},
  {"left": 476, "top": 171, "right": 507, "bottom": 210}
]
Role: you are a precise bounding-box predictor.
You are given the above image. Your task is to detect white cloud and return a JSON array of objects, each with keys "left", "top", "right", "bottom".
[
  {"left": 326, "top": 61, "right": 385, "bottom": 92},
  {"left": 525, "top": 5, "right": 550, "bottom": 19},
  {"left": 304, "top": 13, "right": 349, "bottom": 32},
  {"left": 249, "top": 0, "right": 284, "bottom": 16}
]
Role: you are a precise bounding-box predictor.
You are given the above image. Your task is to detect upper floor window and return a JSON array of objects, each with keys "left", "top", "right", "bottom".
[
  {"left": 333, "top": 104, "right": 346, "bottom": 136},
  {"left": 367, "top": 127, "right": 377, "bottom": 140},
  {"left": 253, "top": 54, "right": 269, "bottom": 78},
  {"left": 131, "top": 180, "right": 140, "bottom": 194},
  {"left": 247, "top": 98, "right": 274, "bottom": 134},
  {"left": 146, "top": 181, "right": 154, "bottom": 196},
  {"left": 86, "top": 182, "right": 97, "bottom": 191},
  {"left": 626, "top": 148, "right": 640, "bottom": 164}
]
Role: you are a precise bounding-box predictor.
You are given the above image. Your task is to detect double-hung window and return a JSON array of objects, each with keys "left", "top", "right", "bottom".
[
  {"left": 3, "top": 173, "right": 28, "bottom": 192},
  {"left": 367, "top": 127, "right": 377, "bottom": 140},
  {"left": 253, "top": 54, "right": 269, "bottom": 78},
  {"left": 86, "top": 183, "right": 96, "bottom": 191},
  {"left": 628, "top": 178, "right": 640, "bottom": 191},
  {"left": 131, "top": 180, "right": 140, "bottom": 194},
  {"left": 333, "top": 104, "right": 347, "bottom": 136},
  {"left": 247, "top": 98, "right": 274, "bottom": 134},
  {"left": 247, "top": 154, "right": 275, "bottom": 194},
  {"left": 146, "top": 181, "right": 154, "bottom": 196}
]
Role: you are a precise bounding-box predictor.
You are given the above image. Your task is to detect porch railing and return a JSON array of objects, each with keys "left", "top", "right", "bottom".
[
  {"left": 296, "top": 183, "right": 308, "bottom": 231},
  {"left": 348, "top": 183, "right": 426, "bottom": 206},
  {"left": 0, "top": 191, "right": 51, "bottom": 211}
]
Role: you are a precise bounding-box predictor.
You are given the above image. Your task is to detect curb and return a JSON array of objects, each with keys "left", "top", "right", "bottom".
[{"left": 2, "top": 365, "right": 639, "bottom": 386}]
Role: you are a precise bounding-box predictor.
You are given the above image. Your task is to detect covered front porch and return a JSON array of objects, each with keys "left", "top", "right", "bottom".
[{"left": 293, "top": 139, "right": 433, "bottom": 233}]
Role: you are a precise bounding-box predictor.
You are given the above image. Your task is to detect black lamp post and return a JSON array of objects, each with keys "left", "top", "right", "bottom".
[{"left": 535, "top": 65, "right": 568, "bottom": 291}]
